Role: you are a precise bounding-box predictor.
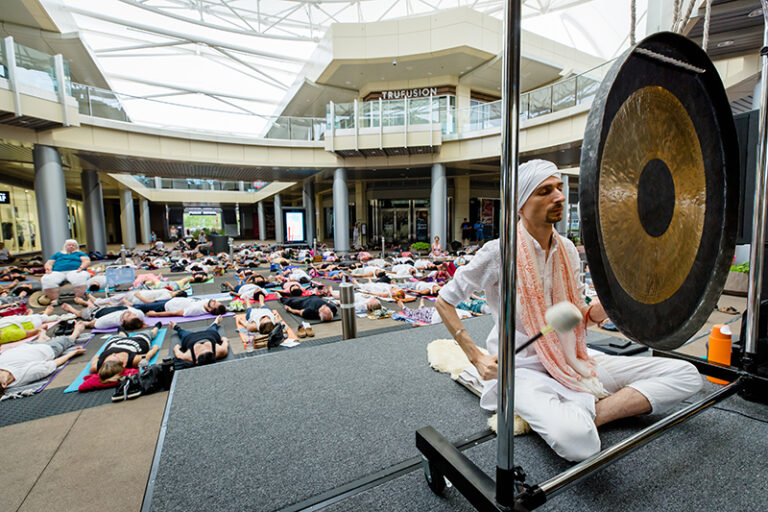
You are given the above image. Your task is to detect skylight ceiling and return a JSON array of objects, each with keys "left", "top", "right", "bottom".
[{"left": 51, "top": 0, "right": 644, "bottom": 134}]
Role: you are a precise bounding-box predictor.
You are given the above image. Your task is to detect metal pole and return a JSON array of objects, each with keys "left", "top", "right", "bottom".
[
  {"left": 496, "top": 0, "right": 522, "bottom": 507},
  {"left": 745, "top": 1, "right": 768, "bottom": 360},
  {"left": 530, "top": 380, "right": 742, "bottom": 505},
  {"left": 339, "top": 281, "right": 357, "bottom": 339}
]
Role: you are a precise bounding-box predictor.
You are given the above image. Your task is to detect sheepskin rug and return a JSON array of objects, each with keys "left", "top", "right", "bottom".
[{"left": 427, "top": 338, "right": 530, "bottom": 435}]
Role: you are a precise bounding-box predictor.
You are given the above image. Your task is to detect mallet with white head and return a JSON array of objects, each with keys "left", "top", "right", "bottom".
[{"left": 515, "top": 301, "right": 583, "bottom": 354}]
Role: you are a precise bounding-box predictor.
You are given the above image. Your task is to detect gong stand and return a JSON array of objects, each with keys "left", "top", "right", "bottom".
[{"left": 416, "top": 3, "right": 768, "bottom": 512}]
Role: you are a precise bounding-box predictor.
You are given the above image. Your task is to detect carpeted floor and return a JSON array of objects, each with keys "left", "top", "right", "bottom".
[{"left": 145, "top": 316, "right": 496, "bottom": 512}]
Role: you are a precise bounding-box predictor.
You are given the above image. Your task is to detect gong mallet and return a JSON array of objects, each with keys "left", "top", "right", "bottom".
[{"left": 515, "top": 301, "right": 583, "bottom": 354}]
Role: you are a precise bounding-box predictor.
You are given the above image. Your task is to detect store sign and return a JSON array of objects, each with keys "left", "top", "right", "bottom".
[
  {"left": 186, "top": 208, "right": 219, "bottom": 216},
  {"left": 376, "top": 87, "right": 438, "bottom": 100},
  {"left": 0, "top": 191, "right": 9, "bottom": 204}
]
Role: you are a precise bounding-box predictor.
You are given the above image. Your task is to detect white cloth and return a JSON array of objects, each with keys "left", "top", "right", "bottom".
[
  {"left": 518, "top": 159, "right": 561, "bottom": 210},
  {"left": 165, "top": 297, "right": 208, "bottom": 317},
  {"left": 238, "top": 284, "right": 265, "bottom": 300},
  {"left": 132, "top": 289, "right": 172, "bottom": 304},
  {"left": 438, "top": 238, "right": 703, "bottom": 461},
  {"left": 391, "top": 264, "right": 415, "bottom": 276},
  {"left": 357, "top": 282, "right": 396, "bottom": 297},
  {"left": 41, "top": 270, "right": 90, "bottom": 289},
  {"left": 247, "top": 307, "right": 276, "bottom": 325},
  {"left": 0, "top": 314, "right": 47, "bottom": 330},
  {"left": 94, "top": 307, "right": 145, "bottom": 330},
  {"left": 350, "top": 266, "right": 377, "bottom": 276},
  {"left": 288, "top": 269, "right": 310, "bottom": 282},
  {"left": 414, "top": 259, "right": 433, "bottom": 269},
  {"left": 413, "top": 281, "right": 437, "bottom": 292},
  {"left": 0, "top": 343, "right": 56, "bottom": 388}
]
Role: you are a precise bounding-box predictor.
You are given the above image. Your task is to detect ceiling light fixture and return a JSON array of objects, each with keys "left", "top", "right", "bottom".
[
  {"left": 716, "top": 40, "right": 734, "bottom": 48},
  {"left": 748, "top": 8, "right": 762, "bottom": 17}
]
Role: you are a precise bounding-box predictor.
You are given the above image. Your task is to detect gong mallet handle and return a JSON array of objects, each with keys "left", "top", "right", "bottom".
[{"left": 515, "top": 301, "right": 583, "bottom": 354}]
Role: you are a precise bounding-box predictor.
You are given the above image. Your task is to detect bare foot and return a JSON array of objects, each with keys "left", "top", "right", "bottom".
[
  {"left": 214, "top": 315, "right": 223, "bottom": 326},
  {"left": 71, "top": 321, "right": 86, "bottom": 339},
  {"left": 36, "top": 329, "right": 51, "bottom": 342},
  {"left": 169, "top": 321, "right": 177, "bottom": 330},
  {"left": 61, "top": 303, "right": 77, "bottom": 315},
  {"left": 43, "top": 305, "right": 54, "bottom": 316}
]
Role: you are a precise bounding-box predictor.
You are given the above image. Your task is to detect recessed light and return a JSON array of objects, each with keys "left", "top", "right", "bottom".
[
  {"left": 380, "top": 77, "right": 385, "bottom": 80},
  {"left": 427, "top": 72, "right": 432, "bottom": 75},
  {"left": 716, "top": 40, "right": 735, "bottom": 48},
  {"left": 465, "top": 66, "right": 472, "bottom": 70},
  {"left": 406, "top": 66, "right": 413, "bottom": 70},
  {"left": 749, "top": 8, "right": 762, "bottom": 17},
  {"left": 345, "top": 80, "right": 351, "bottom": 84}
]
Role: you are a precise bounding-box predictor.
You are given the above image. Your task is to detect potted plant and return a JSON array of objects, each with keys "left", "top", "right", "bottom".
[
  {"left": 409, "top": 242, "right": 431, "bottom": 255},
  {"left": 724, "top": 262, "right": 749, "bottom": 296}
]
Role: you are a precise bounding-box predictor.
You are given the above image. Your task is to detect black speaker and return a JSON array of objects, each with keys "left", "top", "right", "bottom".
[
  {"left": 168, "top": 207, "right": 183, "bottom": 226},
  {"left": 223, "top": 208, "right": 237, "bottom": 224},
  {"left": 734, "top": 110, "right": 760, "bottom": 245}
]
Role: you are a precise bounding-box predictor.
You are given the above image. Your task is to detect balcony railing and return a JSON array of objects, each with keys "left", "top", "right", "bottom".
[{"left": 132, "top": 175, "right": 269, "bottom": 192}]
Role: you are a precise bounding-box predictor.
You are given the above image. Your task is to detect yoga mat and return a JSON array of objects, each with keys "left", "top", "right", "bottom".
[
  {"left": 150, "top": 312, "right": 234, "bottom": 325},
  {"left": 191, "top": 292, "right": 232, "bottom": 302},
  {"left": 63, "top": 328, "right": 167, "bottom": 393},
  {"left": 192, "top": 277, "right": 215, "bottom": 285},
  {"left": 234, "top": 314, "right": 268, "bottom": 350},
  {"left": 0, "top": 334, "right": 95, "bottom": 400}
]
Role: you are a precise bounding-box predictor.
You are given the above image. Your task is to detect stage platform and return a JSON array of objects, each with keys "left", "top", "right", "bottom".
[{"left": 143, "top": 316, "right": 768, "bottom": 511}]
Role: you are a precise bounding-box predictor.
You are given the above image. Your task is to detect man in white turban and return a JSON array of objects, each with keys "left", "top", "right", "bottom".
[{"left": 435, "top": 159, "right": 702, "bottom": 461}]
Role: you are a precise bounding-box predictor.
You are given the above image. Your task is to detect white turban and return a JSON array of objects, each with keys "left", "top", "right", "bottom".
[{"left": 518, "top": 159, "right": 561, "bottom": 210}]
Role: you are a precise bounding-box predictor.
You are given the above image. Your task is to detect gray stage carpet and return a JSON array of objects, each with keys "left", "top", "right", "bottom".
[
  {"left": 145, "top": 316, "right": 496, "bottom": 512},
  {"left": 322, "top": 383, "right": 768, "bottom": 511}
]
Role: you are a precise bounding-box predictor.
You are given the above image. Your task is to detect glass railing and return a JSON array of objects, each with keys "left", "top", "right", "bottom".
[
  {"left": 12, "top": 42, "right": 71, "bottom": 95},
  {"left": 0, "top": 43, "right": 6, "bottom": 80},
  {"left": 327, "top": 95, "right": 457, "bottom": 135},
  {"left": 72, "top": 82, "right": 326, "bottom": 141},
  {"left": 132, "top": 175, "right": 269, "bottom": 192}
]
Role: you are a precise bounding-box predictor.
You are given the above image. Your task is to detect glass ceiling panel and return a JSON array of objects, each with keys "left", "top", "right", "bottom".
[{"left": 50, "top": 0, "right": 645, "bottom": 130}]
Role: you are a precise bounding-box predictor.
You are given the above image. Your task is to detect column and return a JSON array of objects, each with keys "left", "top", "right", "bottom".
[
  {"left": 430, "top": 163, "right": 447, "bottom": 245},
  {"left": 80, "top": 170, "right": 107, "bottom": 255},
  {"left": 315, "top": 191, "right": 325, "bottom": 243},
  {"left": 119, "top": 188, "right": 137, "bottom": 249},
  {"left": 453, "top": 176, "right": 470, "bottom": 242},
  {"left": 303, "top": 180, "right": 316, "bottom": 243},
  {"left": 154, "top": 176, "right": 162, "bottom": 189},
  {"left": 257, "top": 201, "right": 266, "bottom": 241},
  {"left": 355, "top": 181, "right": 368, "bottom": 247},
  {"left": 139, "top": 198, "right": 151, "bottom": 244},
  {"left": 274, "top": 194, "right": 283, "bottom": 243},
  {"left": 33, "top": 145, "right": 69, "bottom": 260},
  {"left": 239, "top": 181, "right": 246, "bottom": 191},
  {"left": 333, "top": 167, "right": 350, "bottom": 252}
]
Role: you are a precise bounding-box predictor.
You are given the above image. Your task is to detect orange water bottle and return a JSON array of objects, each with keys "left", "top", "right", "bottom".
[{"left": 707, "top": 324, "right": 732, "bottom": 384}]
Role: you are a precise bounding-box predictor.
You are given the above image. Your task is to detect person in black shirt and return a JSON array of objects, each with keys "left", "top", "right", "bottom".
[
  {"left": 170, "top": 315, "right": 229, "bottom": 366},
  {"left": 460, "top": 218, "right": 472, "bottom": 245},
  {"left": 281, "top": 295, "right": 337, "bottom": 322},
  {"left": 89, "top": 326, "right": 160, "bottom": 383}
]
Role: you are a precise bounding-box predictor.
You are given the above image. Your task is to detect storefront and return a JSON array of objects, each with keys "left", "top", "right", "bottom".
[{"left": 0, "top": 184, "right": 85, "bottom": 255}]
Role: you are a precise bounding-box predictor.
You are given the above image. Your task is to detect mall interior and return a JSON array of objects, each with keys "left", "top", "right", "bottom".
[{"left": 1, "top": 1, "right": 767, "bottom": 511}]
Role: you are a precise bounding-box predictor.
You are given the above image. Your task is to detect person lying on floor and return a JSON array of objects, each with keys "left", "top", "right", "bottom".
[
  {"left": 349, "top": 278, "right": 406, "bottom": 300},
  {"left": 144, "top": 297, "right": 227, "bottom": 318},
  {"left": 144, "top": 276, "right": 193, "bottom": 292},
  {"left": 329, "top": 290, "right": 382, "bottom": 315},
  {"left": 399, "top": 280, "right": 443, "bottom": 296},
  {"left": 0, "top": 321, "right": 88, "bottom": 397},
  {"left": 276, "top": 280, "right": 304, "bottom": 298},
  {"left": 243, "top": 297, "right": 279, "bottom": 334},
  {"left": 0, "top": 307, "right": 57, "bottom": 344},
  {"left": 281, "top": 267, "right": 311, "bottom": 284},
  {"left": 170, "top": 315, "right": 229, "bottom": 366},
  {"left": 280, "top": 295, "right": 337, "bottom": 322},
  {"left": 74, "top": 289, "right": 188, "bottom": 308},
  {"left": 228, "top": 283, "right": 267, "bottom": 302},
  {"left": 396, "top": 298, "right": 472, "bottom": 325},
  {"left": 61, "top": 303, "right": 146, "bottom": 331},
  {"left": 388, "top": 263, "right": 419, "bottom": 278},
  {"left": 89, "top": 325, "right": 161, "bottom": 383},
  {"left": 349, "top": 266, "right": 387, "bottom": 279}
]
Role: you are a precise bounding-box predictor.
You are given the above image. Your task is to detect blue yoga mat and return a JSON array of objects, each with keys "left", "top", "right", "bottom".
[{"left": 63, "top": 328, "right": 167, "bottom": 393}]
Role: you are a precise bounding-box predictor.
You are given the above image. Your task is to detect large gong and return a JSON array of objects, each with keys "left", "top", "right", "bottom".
[{"left": 579, "top": 32, "right": 739, "bottom": 350}]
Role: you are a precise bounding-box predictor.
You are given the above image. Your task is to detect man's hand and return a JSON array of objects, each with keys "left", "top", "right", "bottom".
[{"left": 472, "top": 352, "right": 499, "bottom": 381}]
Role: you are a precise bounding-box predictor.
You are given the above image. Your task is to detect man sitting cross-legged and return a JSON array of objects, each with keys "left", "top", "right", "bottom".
[
  {"left": 170, "top": 315, "right": 229, "bottom": 366},
  {"left": 0, "top": 321, "right": 88, "bottom": 397}
]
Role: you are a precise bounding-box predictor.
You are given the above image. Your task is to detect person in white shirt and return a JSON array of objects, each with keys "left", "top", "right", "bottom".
[
  {"left": 61, "top": 303, "right": 147, "bottom": 331},
  {"left": 0, "top": 322, "right": 87, "bottom": 397},
  {"left": 330, "top": 290, "right": 382, "bottom": 314},
  {"left": 146, "top": 297, "right": 227, "bottom": 318},
  {"left": 435, "top": 159, "right": 702, "bottom": 462}
]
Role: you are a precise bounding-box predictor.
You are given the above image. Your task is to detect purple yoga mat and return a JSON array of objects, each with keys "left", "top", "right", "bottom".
[{"left": 90, "top": 312, "right": 234, "bottom": 333}]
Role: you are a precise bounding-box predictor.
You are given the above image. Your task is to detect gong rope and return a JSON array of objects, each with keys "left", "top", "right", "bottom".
[
  {"left": 701, "top": 0, "right": 713, "bottom": 51},
  {"left": 630, "top": 0, "right": 636, "bottom": 45}
]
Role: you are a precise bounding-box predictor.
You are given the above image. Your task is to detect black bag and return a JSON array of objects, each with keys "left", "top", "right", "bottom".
[
  {"left": 268, "top": 323, "right": 285, "bottom": 348},
  {"left": 54, "top": 320, "right": 76, "bottom": 336},
  {"left": 132, "top": 359, "right": 175, "bottom": 396}
]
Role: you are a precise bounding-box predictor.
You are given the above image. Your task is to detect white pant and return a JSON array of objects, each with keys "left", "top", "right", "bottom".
[
  {"left": 41, "top": 270, "right": 91, "bottom": 290},
  {"left": 514, "top": 354, "right": 703, "bottom": 462}
]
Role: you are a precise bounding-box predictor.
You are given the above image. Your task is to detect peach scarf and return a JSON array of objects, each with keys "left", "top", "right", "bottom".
[{"left": 517, "top": 222, "right": 608, "bottom": 398}]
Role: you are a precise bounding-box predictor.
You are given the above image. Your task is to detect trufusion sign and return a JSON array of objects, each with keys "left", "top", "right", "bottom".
[
  {"left": 377, "top": 87, "right": 438, "bottom": 100},
  {"left": 0, "top": 191, "right": 9, "bottom": 204}
]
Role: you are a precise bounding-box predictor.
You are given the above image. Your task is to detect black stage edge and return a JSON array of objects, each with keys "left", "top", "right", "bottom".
[{"left": 141, "top": 373, "right": 179, "bottom": 512}]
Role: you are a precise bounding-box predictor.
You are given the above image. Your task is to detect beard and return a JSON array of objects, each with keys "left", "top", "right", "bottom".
[{"left": 545, "top": 210, "right": 563, "bottom": 224}]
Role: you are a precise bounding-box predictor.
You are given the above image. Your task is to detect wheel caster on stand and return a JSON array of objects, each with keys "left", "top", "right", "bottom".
[{"left": 422, "top": 456, "right": 447, "bottom": 495}]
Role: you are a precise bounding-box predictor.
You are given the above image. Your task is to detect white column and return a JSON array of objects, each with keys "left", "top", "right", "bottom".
[
  {"left": 430, "top": 163, "right": 447, "bottom": 245},
  {"left": 274, "top": 194, "right": 283, "bottom": 243},
  {"left": 119, "top": 189, "right": 137, "bottom": 249},
  {"left": 139, "top": 198, "right": 151, "bottom": 244},
  {"left": 257, "top": 201, "right": 266, "bottom": 241},
  {"left": 333, "top": 168, "right": 350, "bottom": 252}
]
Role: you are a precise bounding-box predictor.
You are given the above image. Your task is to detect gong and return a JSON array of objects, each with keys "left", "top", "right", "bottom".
[{"left": 579, "top": 32, "right": 740, "bottom": 350}]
